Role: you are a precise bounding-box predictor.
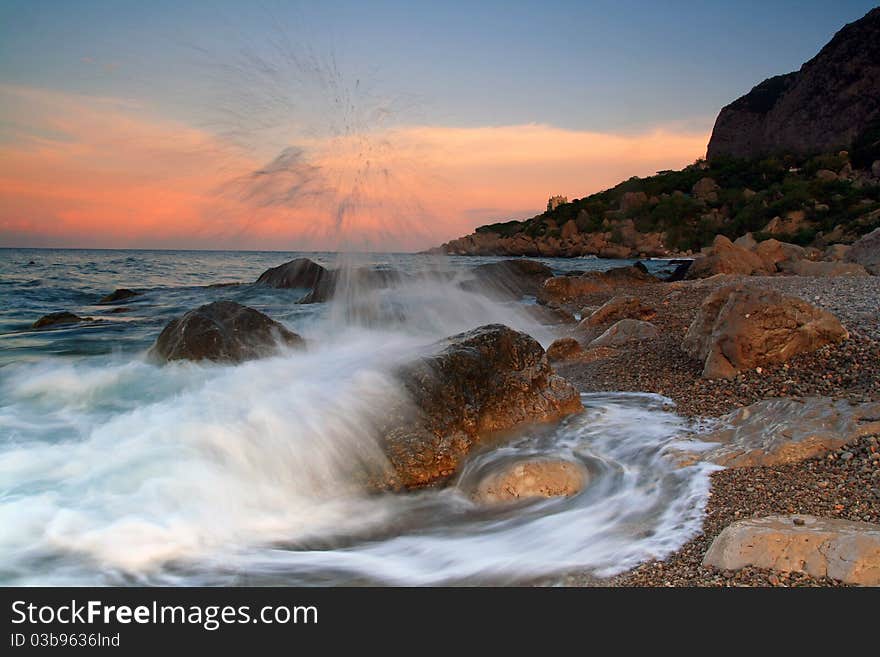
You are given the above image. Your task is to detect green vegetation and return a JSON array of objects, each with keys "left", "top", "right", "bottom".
[{"left": 475, "top": 152, "right": 880, "bottom": 252}]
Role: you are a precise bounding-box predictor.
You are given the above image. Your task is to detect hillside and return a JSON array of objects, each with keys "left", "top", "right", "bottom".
[{"left": 431, "top": 7, "right": 880, "bottom": 258}]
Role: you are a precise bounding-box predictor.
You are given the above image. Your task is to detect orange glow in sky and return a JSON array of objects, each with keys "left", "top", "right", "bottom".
[{"left": 0, "top": 85, "right": 709, "bottom": 251}]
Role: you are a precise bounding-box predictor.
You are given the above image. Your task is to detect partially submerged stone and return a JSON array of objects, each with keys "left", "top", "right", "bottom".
[
  {"left": 98, "top": 288, "right": 140, "bottom": 304},
  {"left": 255, "top": 257, "right": 327, "bottom": 289},
  {"left": 703, "top": 515, "right": 880, "bottom": 585},
  {"left": 149, "top": 300, "right": 304, "bottom": 364},
  {"left": 32, "top": 311, "right": 88, "bottom": 329},
  {"left": 681, "top": 397, "right": 880, "bottom": 468},
  {"left": 473, "top": 459, "right": 588, "bottom": 505}
]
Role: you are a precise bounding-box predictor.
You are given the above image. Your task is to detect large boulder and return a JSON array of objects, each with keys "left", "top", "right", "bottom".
[
  {"left": 149, "top": 300, "right": 304, "bottom": 364},
  {"left": 382, "top": 325, "right": 583, "bottom": 489},
  {"left": 703, "top": 515, "right": 880, "bottom": 585},
  {"left": 733, "top": 232, "right": 758, "bottom": 251},
  {"left": 778, "top": 259, "right": 870, "bottom": 277},
  {"left": 472, "top": 459, "right": 588, "bottom": 505},
  {"left": 588, "top": 319, "right": 658, "bottom": 348},
  {"left": 464, "top": 259, "right": 554, "bottom": 298},
  {"left": 681, "top": 397, "right": 880, "bottom": 467},
  {"left": 683, "top": 285, "right": 849, "bottom": 379},
  {"left": 686, "top": 235, "right": 773, "bottom": 279},
  {"left": 580, "top": 295, "right": 656, "bottom": 328},
  {"left": 538, "top": 265, "right": 655, "bottom": 305},
  {"left": 845, "top": 227, "right": 880, "bottom": 274},
  {"left": 255, "top": 258, "right": 326, "bottom": 289},
  {"left": 32, "top": 311, "right": 88, "bottom": 329}
]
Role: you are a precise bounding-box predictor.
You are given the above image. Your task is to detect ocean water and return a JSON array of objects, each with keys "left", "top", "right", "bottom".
[{"left": 0, "top": 248, "right": 714, "bottom": 585}]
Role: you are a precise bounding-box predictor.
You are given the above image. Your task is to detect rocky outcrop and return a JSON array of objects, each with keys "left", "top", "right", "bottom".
[
  {"left": 538, "top": 265, "right": 656, "bottom": 306},
  {"left": 588, "top": 319, "right": 658, "bottom": 348},
  {"left": 98, "top": 289, "right": 140, "bottom": 304},
  {"left": 32, "top": 311, "right": 88, "bottom": 329},
  {"left": 707, "top": 8, "right": 880, "bottom": 160},
  {"left": 546, "top": 337, "right": 583, "bottom": 362},
  {"left": 463, "top": 259, "right": 554, "bottom": 299},
  {"left": 684, "top": 397, "right": 880, "bottom": 468},
  {"left": 579, "top": 295, "right": 656, "bottom": 328},
  {"left": 381, "top": 325, "right": 583, "bottom": 489},
  {"left": 472, "top": 459, "right": 587, "bottom": 505},
  {"left": 683, "top": 285, "right": 849, "bottom": 379},
  {"left": 686, "top": 235, "right": 773, "bottom": 279},
  {"left": 703, "top": 515, "right": 880, "bottom": 585},
  {"left": 845, "top": 227, "right": 880, "bottom": 274},
  {"left": 149, "top": 301, "right": 304, "bottom": 364},
  {"left": 255, "top": 258, "right": 327, "bottom": 289}
]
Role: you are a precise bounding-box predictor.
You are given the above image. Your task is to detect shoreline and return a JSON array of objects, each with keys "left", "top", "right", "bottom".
[{"left": 547, "top": 273, "right": 880, "bottom": 586}]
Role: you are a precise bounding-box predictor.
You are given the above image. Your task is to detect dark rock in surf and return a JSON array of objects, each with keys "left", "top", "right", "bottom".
[
  {"left": 255, "top": 258, "right": 327, "bottom": 289},
  {"left": 32, "top": 311, "right": 88, "bottom": 329},
  {"left": 297, "top": 267, "right": 404, "bottom": 304},
  {"left": 149, "top": 300, "right": 304, "bottom": 364},
  {"left": 381, "top": 324, "right": 583, "bottom": 489},
  {"left": 462, "top": 259, "right": 554, "bottom": 299},
  {"left": 99, "top": 288, "right": 140, "bottom": 304}
]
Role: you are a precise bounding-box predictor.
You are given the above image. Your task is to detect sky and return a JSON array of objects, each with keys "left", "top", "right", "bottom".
[{"left": 0, "top": 0, "right": 876, "bottom": 251}]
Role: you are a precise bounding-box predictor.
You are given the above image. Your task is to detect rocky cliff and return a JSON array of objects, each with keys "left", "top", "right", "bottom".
[{"left": 707, "top": 7, "right": 880, "bottom": 161}]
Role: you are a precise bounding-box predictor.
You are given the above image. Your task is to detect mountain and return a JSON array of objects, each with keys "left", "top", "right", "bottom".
[{"left": 707, "top": 7, "right": 880, "bottom": 161}]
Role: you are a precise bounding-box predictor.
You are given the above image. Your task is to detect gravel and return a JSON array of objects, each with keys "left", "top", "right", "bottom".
[{"left": 547, "top": 272, "right": 880, "bottom": 586}]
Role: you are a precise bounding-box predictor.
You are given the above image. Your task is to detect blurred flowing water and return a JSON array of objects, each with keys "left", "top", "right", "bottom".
[{"left": 0, "top": 248, "right": 713, "bottom": 585}]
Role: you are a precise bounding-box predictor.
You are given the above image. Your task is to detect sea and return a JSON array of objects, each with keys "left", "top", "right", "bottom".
[{"left": 0, "top": 248, "right": 714, "bottom": 585}]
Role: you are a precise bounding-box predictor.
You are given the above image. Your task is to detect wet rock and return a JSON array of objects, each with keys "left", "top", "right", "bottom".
[
  {"left": 98, "top": 288, "right": 140, "bottom": 304},
  {"left": 684, "top": 397, "right": 880, "bottom": 467},
  {"left": 580, "top": 295, "right": 656, "bottom": 328},
  {"left": 703, "top": 515, "right": 880, "bottom": 585},
  {"left": 464, "top": 259, "right": 554, "bottom": 298},
  {"left": 32, "top": 311, "right": 87, "bottom": 329},
  {"left": 845, "top": 227, "right": 880, "bottom": 274},
  {"left": 255, "top": 258, "right": 326, "bottom": 289},
  {"left": 297, "top": 267, "right": 403, "bottom": 304},
  {"left": 683, "top": 285, "right": 849, "bottom": 379},
  {"left": 778, "top": 259, "right": 870, "bottom": 277},
  {"left": 473, "top": 459, "right": 588, "bottom": 505},
  {"left": 547, "top": 337, "right": 583, "bottom": 362},
  {"left": 538, "top": 265, "right": 655, "bottom": 305},
  {"left": 589, "top": 319, "right": 658, "bottom": 348},
  {"left": 686, "top": 235, "right": 773, "bottom": 279},
  {"left": 382, "top": 324, "right": 583, "bottom": 489},
  {"left": 149, "top": 300, "right": 304, "bottom": 364}
]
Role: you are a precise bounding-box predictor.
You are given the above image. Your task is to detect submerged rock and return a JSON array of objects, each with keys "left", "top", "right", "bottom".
[
  {"left": 297, "top": 267, "right": 403, "bottom": 304},
  {"left": 683, "top": 285, "right": 849, "bottom": 379},
  {"left": 98, "top": 288, "right": 140, "bottom": 304},
  {"left": 381, "top": 324, "right": 583, "bottom": 489},
  {"left": 463, "top": 259, "right": 554, "bottom": 299},
  {"left": 703, "top": 515, "right": 880, "bottom": 585},
  {"left": 682, "top": 397, "right": 880, "bottom": 467},
  {"left": 149, "top": 300, "right": 304, "bottom": 364},
  {"left": 32, "top": 311, "right": 88, "bottom": 329},
  {"left": 255, "top": 258, "right": 327, "bottom": 289},
  {"left": 472, "top": 459, "right": 588, "bottom": 505}
]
